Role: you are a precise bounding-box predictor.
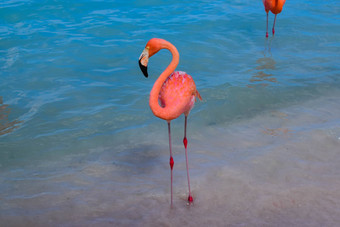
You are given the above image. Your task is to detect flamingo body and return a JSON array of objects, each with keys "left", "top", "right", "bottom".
[
  {"left": 263, "top": 0, "right": 272, "bottom": 13},
  {"left": 159, "top": 71, "right": 201, "bottom": 119},
  {"left": 270, "top": 0, "right": 285, "bottom": 14},
  {"left": 262, "top": 0, "right": 285, "bottom": 14}
]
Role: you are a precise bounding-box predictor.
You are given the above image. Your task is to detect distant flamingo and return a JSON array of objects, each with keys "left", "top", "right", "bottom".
[
  {"left": 263, "top": 0, "right": 286, "bottom": 37},
  {"left": 138, "top": 38, "right": 202, "bottom": 206}
]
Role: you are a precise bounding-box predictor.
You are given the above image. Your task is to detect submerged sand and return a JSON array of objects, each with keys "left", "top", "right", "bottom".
[{"left": 1, "top": 93, "right": 339, "bottom": 226}]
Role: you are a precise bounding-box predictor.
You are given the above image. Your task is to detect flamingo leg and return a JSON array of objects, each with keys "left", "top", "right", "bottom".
[
  {"left": 266, "top": 12, "right": 269, "bottom": 38},
  {"left": 183, "top": 116, "right": 193, "bottom": 203},
  {"left": 168, "top": 122, "right": 174, "bottom": 207},
  {"left": 272, "top": 14, "right": 277, "bottom": 35}
]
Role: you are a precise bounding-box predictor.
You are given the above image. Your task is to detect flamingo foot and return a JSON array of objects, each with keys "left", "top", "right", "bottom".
[{"left": 188, "top": 195, "right": 194, "bottom": 203}]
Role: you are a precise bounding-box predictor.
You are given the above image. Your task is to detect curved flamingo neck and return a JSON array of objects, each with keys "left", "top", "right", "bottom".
[{"left": 149, "top": 40, "right": 179, "bottom": 121}]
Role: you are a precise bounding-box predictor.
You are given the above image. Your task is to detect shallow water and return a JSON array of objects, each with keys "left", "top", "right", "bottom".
[{"left": 1, "top": 0, "right": 340, "bottom": 226}]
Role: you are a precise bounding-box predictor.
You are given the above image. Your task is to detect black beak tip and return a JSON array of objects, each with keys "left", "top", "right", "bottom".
[{"left": 139, "top": 60, "right": 148, "bottom": 78}]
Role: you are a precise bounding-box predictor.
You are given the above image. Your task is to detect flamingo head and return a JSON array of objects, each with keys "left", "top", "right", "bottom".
[{"left": 139, "top": 38, "right": 163, "bottom": 78}]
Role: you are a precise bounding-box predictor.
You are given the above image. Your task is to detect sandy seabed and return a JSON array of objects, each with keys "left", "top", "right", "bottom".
[{"left": 1, "top": 93, "right": 339, "bottom": 227}]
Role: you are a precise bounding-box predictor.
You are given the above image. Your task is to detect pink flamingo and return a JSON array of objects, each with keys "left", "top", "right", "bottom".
[
  {"left": 138, "top": 38, "right": 202, "bottom": 206},
  {"left": 263, "top": 0, "right": 286, "bottom": 37}
]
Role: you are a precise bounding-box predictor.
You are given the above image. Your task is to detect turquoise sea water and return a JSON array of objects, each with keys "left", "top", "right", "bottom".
[{"left": 1, "top": 0, "right": 340, "bottom": 226}]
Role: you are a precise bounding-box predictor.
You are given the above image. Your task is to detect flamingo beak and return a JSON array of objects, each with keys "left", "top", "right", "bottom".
[{"left": 139, "top": 48, "right": 149, "bottom": 78}]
